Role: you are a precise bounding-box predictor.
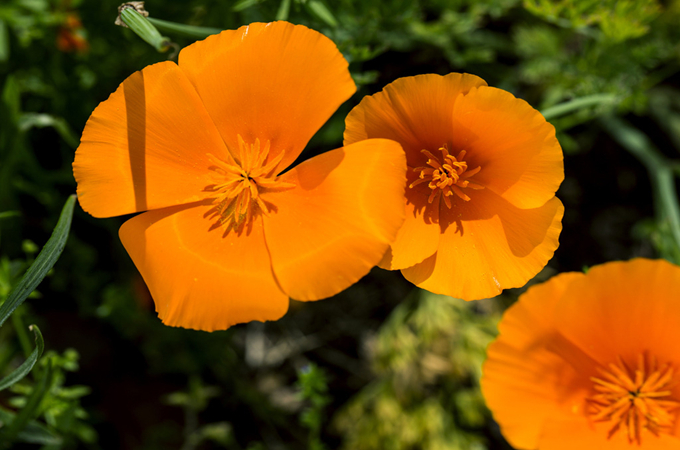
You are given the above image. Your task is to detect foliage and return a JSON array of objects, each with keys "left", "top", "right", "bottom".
[
  {"left": 296, "top": 363, "right": 331, "bottom": 450},
  {"left": 1, "top": 0, "right": 679, "bottom": 448},
  {"left": 333, "top": 293, "right": 501, "bottom": 450}
]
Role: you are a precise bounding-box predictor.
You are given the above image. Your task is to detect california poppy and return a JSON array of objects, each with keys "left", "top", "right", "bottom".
[
  {"left": 73, "top": 22, "right": 407, "bottom": 331},
  {"left": 56, "top": 13, "right": 89, "bottom": 53},
  {"left": 481, "top": 258, "right": 680, "bottom": 449},
  {"left": 344, "top": 73, "right": 564, "bottom": 300}
]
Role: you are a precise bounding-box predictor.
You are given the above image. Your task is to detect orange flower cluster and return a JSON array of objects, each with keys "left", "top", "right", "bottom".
[
  {"left": 482, "top": 259, "right": 680, "bottom": 449},
  {"left": 74, "top": 21, "right": 565, "bottom": 331}
]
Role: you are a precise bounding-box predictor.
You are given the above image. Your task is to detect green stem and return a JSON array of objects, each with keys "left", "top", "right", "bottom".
[
  {"left": 541, "top": 94, "right": 618, "bottom": 121},
  {"left": 120, "top": 8, "right": 171, "bottom": 52},
  {"left": 276, "top": 0, "right": 292, "bottom": 21},
  {"left": 11, "top": 311, "right": 31, "bottom": 359},
  {"left": 600, "top": 116, "right": 680, "bottom": 259},
  {"left": 147, "top": 17, "right": 222, "bottom": 39}
]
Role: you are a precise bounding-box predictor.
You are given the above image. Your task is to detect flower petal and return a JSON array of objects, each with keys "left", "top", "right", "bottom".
[
  {"left": 262, "top": 139, "right": 406, "bottom": 301},
  {"left": 539, "top": 414, "right": 680, "bottom": 450},
  {"left": 178, "top": 21, "right": 356, "bottom": 172},
  {"left": 402, "top": 191, "right": 564, "bottom": 300},
  {"left": 554, "top": 259, "right": 680, "bottom": 370},
  {"left": 343, "top": 73, "right": 487, "bottom": 167},
  {"left": 450, "top": 86, "right": 563, "bottom": 209},
  {"left": 481, "top": 272, "right": 592, "bottom": 450},
  {"left": 73, "top": 61, "right": 230, "bottom": 218},
  {"left": 119, "top": 202, "right": 289, "bottom": 331},
  {"left": 379, "top": 169, "right": 440, "bottom": 270}
]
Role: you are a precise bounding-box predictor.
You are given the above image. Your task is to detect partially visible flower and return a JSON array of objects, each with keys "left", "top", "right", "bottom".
[
  {"left": 57, "top": 13, "right": 89, "bottom": 53},
  {"left": 73, "top": 22, "right": 406, "bottom": 331},
  {"left": 344, "top": 73, "right": 564, "bottom": 300},
  {"left": 482, "top": 259, "right": 680, "bottom": 449}
]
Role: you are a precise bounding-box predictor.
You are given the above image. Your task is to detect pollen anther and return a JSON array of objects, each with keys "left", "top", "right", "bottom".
[
  {"left": 409, "top": 144, "right": 483, "bottom": 208},
  {"left": 586, "top": 354, "right": 679, "bottom": 444},
  {"left": 204, "top": 135, "right": 294, "bottom": 228}
]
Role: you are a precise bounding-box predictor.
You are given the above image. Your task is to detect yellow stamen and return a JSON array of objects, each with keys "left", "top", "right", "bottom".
[
  {"left": 586, "top": 354, "right": 680, "bottom": 444},
  {"left": 409, "top": 144, "right": 483, "bottom": 208},
  {"left": 204, "top": 135, "right": 294, "bottom": 230}
]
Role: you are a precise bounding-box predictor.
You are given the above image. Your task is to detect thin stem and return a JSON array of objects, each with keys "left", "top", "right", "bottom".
[
  {"left": 11, "top": 310, "right": 31, "bottom": 359},
  {"left": 147, "top": 17, "right": 222, "bottom": 39},
  {"left": 120, "top": 8, "right": 171, "bottom": 52},
  {"left": 600, "top": 116, "right": 680, "bottom": 260},
  {"left": 541, "top": 94, "right": 618, "bottom": 121}
]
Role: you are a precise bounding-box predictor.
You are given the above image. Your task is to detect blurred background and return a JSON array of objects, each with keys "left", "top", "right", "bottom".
[{"left": 1, "top": 0, "right": 679, "bottom": 448}]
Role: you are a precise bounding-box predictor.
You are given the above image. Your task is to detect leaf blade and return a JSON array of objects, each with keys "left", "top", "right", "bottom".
[
  {"left": 0, "top": 325, "right": 44, "bottom": 391},
  {"left": 0, "top": 195, "right": 76, "bottom": 329}
]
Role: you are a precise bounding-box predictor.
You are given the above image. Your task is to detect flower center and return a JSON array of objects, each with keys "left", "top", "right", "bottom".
[
  {"left": 204, "top": 135, "right": 294, "bottom": 229},
  {"left": 409, "top": 144, "right": 483, "bottom": 208},
  {"left": 587, "top": 354, "right": 679, "bottom": 444}
]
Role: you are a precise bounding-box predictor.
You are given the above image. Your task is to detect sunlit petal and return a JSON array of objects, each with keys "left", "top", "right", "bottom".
[
  {"left": 344, "top": 73, "right": 487, "bottom": 167},
  {"left": 74, "top": 61, "right": 230, "bottom": 217},
  {"left": 450, "top": 86, "right": 563, "bottom": 209},
  {"left": 481, "top": 272, "right": 592, "bottom": 450},
  {"left": 179, "top": 21, "right": 356, "bottom": 172},
  {"left": 402, "top": 192, "right": 564, "bottom": 300},
  {"left": 554, "top": 259, "right": 680, "bottom": 372},
  {"left": 539, "top": 414, "right": 680, "bottom": 450},
  {"left": 379, "top": 169, "right": 440, "bottom": 270},
  {"left": 119, "top": 202, "right": 289, "bottom": 331},
  {"left": 262, "top": 139, "right": 406, "bottom": 301}
]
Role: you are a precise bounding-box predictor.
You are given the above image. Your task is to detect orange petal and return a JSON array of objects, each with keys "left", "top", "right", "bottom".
[
  {"left": 119, "top": 202, "right": 288, "bottom": 331},
  {"left": 481, "top": 272, "right": 593, "bottom": 450},
  {"left": 178, "top": 22, "right": 355, "bottom": 172},
  {"left": 402, "top": 191, "right": 563, "bottom": 300},
  {"left": 554, "top": 259, "right": 680, "bottom": 369},
  {"left": 73, "top": 61, "right": 230, "bottom": 218},
  {"left": 450, "top": 86, "right": 563, "bottom": 209},
  {"left": 379, "top": 168, "right": 440, "bottom": 270},
  {"left": 539, "top": 414, "right": 680, "bottom": 450},
  {"left": 343, "top": 73, "right": 487, "bottom": 168},
  {"left": 261, "top": 139, "right": 406, "bottom": 301}
]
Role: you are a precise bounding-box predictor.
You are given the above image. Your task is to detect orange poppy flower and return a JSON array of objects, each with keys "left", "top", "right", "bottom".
[
  {"left": 481, "top": 258, "right": 680, "bottom": 449},
  {"left": 73, "top": 22, "right": 407, "bottom": 331},
  {"left": 344, "top": 73, "right": 564, "bottom": 300},
  {"left": 57, "top": 13, "right": 89, "bottom": 53}
]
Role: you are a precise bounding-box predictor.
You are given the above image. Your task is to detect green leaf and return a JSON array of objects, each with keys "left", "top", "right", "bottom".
[
  {"left": 0, "top": 211, "right": 20, "bottom": 222},
  {"left": 306, "top": 1, "right": 338, "bottom": 27},
  {"left": 1, "top": 75, "right": 21, "bottom": 125},
  {"left": 0, "top": 19, "right": 8, "bottom": 63},
  {"left": 0, "top": 325, "right": 44, "bottom": 391},
  {"left": 540, "top": 94, "right": 618, "bottom": 120},
  {"left": 276, "top": 0, "right": 292, "bottom": 21},
  {"left": 0, "top": 195, "right": 76, "bottom": 329},
  {"left": 600, "top": 117, "right": 680, "bottom": 263},
  {"left": 232, "top": 0, "right": 260, "bottom": 11},
  {"left": 0, "top": 407, "right": 61, "bottom": 445},
  {"left": 0, "top": 357, "right": 53, "bottom": 445},
  {"left": 17, "top": 113, "right": 79, "bottom": 148}
]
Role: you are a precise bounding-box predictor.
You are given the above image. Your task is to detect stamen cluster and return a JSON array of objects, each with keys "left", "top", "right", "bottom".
[
  {"left": 587, "top": 354, "right": 679, "bottom": 444},
  {"left": 409, "top": 144, "right": 483, "bottom": 208},
  {"left": 205, "top": 135, "right": 294, "bottom": 229}
]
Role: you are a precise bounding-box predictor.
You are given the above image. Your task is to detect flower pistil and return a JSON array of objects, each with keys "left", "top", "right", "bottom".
[{"left": 409, "top": 144, "right": 483, "bottom": 207}]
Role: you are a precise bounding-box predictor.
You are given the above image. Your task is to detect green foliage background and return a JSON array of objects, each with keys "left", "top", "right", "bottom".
[{"left": 1, "top": 0, "right": 679, "bottom": 448}]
